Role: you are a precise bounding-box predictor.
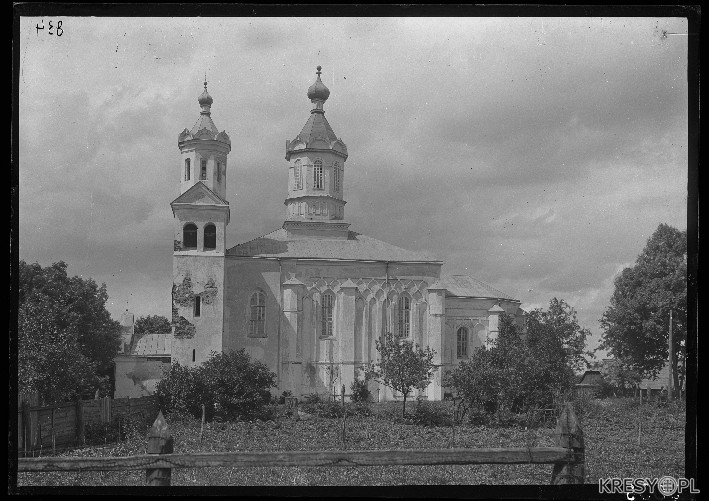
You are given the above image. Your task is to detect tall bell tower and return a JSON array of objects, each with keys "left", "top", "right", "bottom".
[{"left": 169, "top": 79, "right": 231, "bottom": 367}]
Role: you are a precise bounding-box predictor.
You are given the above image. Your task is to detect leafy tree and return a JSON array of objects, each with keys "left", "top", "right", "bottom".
[
  {"left": 595, "top": 359, "right": 642, "bottom": 396},
  {"left": 599, "top": 224, "right": 687, "bottom": 394},
  {"left": 18, "top": 261, "right": 121, "bottom": 403},
  {"left": 155, "top": 361, "right": 208, "bottom": 418},
  {"left": 364, "top": 332, "right": 436, "bottom": 417},
  {"left": 134, "top": 315, "right": 172, "bottom": 335},
  {"left": 448, "top": 302, "right": 586, "bottom": 419}
]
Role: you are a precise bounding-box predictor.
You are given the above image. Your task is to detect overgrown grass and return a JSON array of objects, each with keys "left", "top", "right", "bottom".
[{"left": 17, "top": 397, "right": 685, "bottom": 486}]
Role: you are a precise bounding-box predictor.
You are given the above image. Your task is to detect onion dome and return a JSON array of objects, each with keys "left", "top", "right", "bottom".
[
  {"left": 307, "top": 66, "right": 330, "bottom": 103},
  {"left": 198, "top": 79, "right": 213, "bottom": 107}
]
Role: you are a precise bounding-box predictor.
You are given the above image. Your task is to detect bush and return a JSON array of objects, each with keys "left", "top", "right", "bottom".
[
  {"left": 346, "top": 401, "right": 373, "bottom": 417},
  {"left": 350, "top": 378, "right": 371, "bottom": 403},
  {"left": 277, "top": 391, "right": 293, "bottom": 405},
  {"left": 406, "top": 401, "right": 453, "bottom": 427},
  {"left": 155, "top": 349, "right": 277, "bottom": 422}
]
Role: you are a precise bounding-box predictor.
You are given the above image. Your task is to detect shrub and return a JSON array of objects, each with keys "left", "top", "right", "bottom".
[
  {"left": 155, "top": 361, "right": 207, "bottom": 419},
  {"left": 407, "top": 401, "right": 453, "bottom": 427},
  {"left": 350, "top": 377, "right": 371, "bottom": 403},
  {"left": 346, "top": 401, "right": 373, "bottom": 417},
  {"left": 155, "top": 349, "right": 277, "bottom": 422},
  {"left": 201, "top": 350, "right": 277, "bottom": 421},
  {"left": 277, "top": 391, "right": 293, "bottom": 405}
]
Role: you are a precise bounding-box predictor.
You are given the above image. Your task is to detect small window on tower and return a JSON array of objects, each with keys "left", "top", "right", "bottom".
[
  {"left": 313, "top": 160, "right": 323, "bottom": 190},
  {"left": 194, "top": 295, "right": 201, "bottom": 317},
  {"left": 334, "top": 162, "right": 340, "bottom": 192},
  {"left": 200, "top": 159, "right": 207, "bottom": 180},
  {"left": 217, "top": 162, "right": 221, "bottom": 182},
  {"left": 294, "top": 160, "right": 303, "bottom": 190},
  {"left": 204, "top": 224, "right": 216, "bottom": 250},
  {"left": 183, "top": 223, "right": 197, "bottom": 249},
  {"left": 185, "top": 159, "right": 191, "bottom": 181}
]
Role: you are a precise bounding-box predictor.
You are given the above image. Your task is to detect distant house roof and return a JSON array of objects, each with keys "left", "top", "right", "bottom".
[
  {"left": 577, "top": 370, "right": 603, "bottom": 386},
  {"left": 130, "top": 333, "right": 173, "bottom": 357},
  {"left": 227, "top": 228, "right": 441, "bottom": 263},
  {"left": 437, "top": 275, "right": 516, "bottom": 301}
]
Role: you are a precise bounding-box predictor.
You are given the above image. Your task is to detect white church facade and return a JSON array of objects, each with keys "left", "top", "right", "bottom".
[{"left": 168, "top": 67, "right": 525, "bottom": 401}]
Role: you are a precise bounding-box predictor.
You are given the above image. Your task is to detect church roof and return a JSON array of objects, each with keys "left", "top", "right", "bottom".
[
  {"left": 190, "top": 113, "right": 220, "bottom": 136},
  {"left": 437, "top": 275, "right": 516, "bottom": 300},
  {"left": 297, "top": 112, "right": 339, "bottom": 146},
  {"left": 130, "top": 333, "right": 173, "bottom": 357},
  {"left": 226, "top": 227, "right": 441, "bottom": 263}
]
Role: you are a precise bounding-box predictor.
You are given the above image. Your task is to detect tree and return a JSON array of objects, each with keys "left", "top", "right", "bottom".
[
  {"left": 134, "top": 315, "right": 172, "bottom": 335},
  {"left": 596, "top": 359, "right": 642, "bottom": 397},
  {"left": 18, "top": 260, "right": 122, "bottom": 403},
  {"left": 448, "top": 302, "right": 586, "bottom": 418},
  {"left": 599, "top": 224, "right": 687, "bottom": 394},
  {"left": 364, "top": 332, "right": 436, "bottom": 417}
]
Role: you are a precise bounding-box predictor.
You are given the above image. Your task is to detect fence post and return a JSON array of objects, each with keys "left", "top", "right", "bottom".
[
  {"left": 551, "top": 402, "right": 584, "bottom": 484},
  {"left": 146, "top": 410, "right": 173, "bottom": 486},
  {"left": 22, "top": 400, "right": 29, "bottom": 454}
]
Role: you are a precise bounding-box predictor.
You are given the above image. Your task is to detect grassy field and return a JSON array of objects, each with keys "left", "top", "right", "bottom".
[{"left": 16, "top": 398, "right": 685, "bottom": 486}]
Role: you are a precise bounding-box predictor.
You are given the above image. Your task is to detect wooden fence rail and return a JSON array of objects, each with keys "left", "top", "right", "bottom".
[{"left": 17, "top": 403, "right": 584, "bottom": 485}]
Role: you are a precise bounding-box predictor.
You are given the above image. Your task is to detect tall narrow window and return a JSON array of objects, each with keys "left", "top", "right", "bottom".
[
  {"left": 194, "top": 296, "right": 201, "bottom": 317},
  {"left": 216, "top": 162, "right": 221, "bottom": 182},
  {"left": 204, "top": 224, "right": 216, "bottom": 250},
  {"left": 192, "top": 349, "right": 196, "bottom": 362},
  {"left": 313, "top": 160, "right": 323, "bottom": 190},
  {"left": 200, "top": 159, "right": 207, "bottom": 180},
  {"left": 398, "top": 296, "right": 411, "bottom": 337},
  {"left": 321, "top": 293, "right": 334, "bottom": 337},
  {"left": 457, "top": 327, "right": 469, "bottom": 359},
  {"left": 183, "top": 223, "right": 197, "bottom": 249},
  {"left": 184, "top": 159, "right": 191, "bottom": 180},
  {"left": 333, "top": 162, "right": 340, "bottom": 192},
  {"left": 294, "top": 159, "right": 302, "bottom": 190},
  {"left": 249, "top": 291, "right": 266, "bottom": 337}
]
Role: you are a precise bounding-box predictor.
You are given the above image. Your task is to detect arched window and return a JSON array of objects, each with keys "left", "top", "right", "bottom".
[
  {"left": 398, "top": 296, "right": 411, "bottom": 337},
  {"left": 204, "top": 224, "right": 216, "bottom": 250},
  {"left": 333, "top": 161, "right": 340, "bottom": 192},
  {"left": 200, "top": 159, "right": 207, "bottom": 180},
  {"left": 313, "top": 159, "right": 323, "bottom": 190},
  {"left": 184, "top": 159, "right": 191, "bottom": 181},
  {"left": 249, "top": 291, "right": 266, "bottom": 337},
  {"left": 294, "top": 159, "right": 303, "bottom": 190},
  {"left": 321, "top": 293, "right": 334, "bottom": 337},
  {"left": 183, "top": 223, "right": 197, "bottom": 249},
  {"left": 457, "top": 327, "right": 469, "bottom": 359}
]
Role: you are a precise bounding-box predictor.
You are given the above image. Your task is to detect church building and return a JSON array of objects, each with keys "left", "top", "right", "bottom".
[{"left": 169, "top": 67, "right": 525, "bottom": 401}]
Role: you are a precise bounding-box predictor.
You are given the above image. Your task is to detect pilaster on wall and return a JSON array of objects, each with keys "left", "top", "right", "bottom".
[
  {"left": 487, "top": 304, "right": 504, "bottom": 346},
  {"left": 426, "top": 286, "right": 446, "bottom": 401},
  {"left": 337, "top": 279, "right": 358, "bottom": 398},
  {"left": 281, "top": 276, "right": 304, "bottom": 395}
]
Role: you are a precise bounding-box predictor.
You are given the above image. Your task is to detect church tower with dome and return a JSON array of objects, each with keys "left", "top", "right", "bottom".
[{"left": 167, "top": 67, "right": 526, "bottom": 401}]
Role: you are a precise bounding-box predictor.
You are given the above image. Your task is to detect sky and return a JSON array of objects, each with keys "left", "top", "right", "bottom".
[{"left": 18, "top": 17, "right": 689, "bottom": 358}]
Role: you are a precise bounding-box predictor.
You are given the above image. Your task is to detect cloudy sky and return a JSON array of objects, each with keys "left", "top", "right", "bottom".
[{"left": 18, "top": 17, "right": 688, "bottom": 357}]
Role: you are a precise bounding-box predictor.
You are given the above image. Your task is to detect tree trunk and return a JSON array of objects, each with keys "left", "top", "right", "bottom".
[{"left": 402, "top": 393, "right": 407, "bottom": 417}]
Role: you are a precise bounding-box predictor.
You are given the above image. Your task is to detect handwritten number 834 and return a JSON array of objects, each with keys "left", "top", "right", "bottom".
[{"left": 36, "top": 20, "right": 63, "bottom": 36}]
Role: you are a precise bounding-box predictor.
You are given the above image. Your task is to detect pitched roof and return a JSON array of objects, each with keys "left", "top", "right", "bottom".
[
  {"left": 298, "top": 112, "right": 339, "bottom": 145},
  {"left": 190, "top": 113, "right": 220, "bottom": 136},
  {"left": 437, "top": 275, "right": 516, "bottom": 300},
  {"left": 226, "top": 227, "right": 441, "bottom": 263},
  {"left": 171, "top": 181, "right": 229, "bottom": 206},
  {"left": 130, "top": 333, "right": 173, "bottom": 357}
]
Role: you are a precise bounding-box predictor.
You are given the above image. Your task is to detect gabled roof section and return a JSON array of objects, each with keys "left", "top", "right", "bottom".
[
  {"left": 438, "top": 275, "right": 516, "bottom": 300},
  {"left": 227, "top": 227, "right": 441, "bottom": 263},
  {"left": 171, "top": 181, "right": 229, "bottom": 206}
]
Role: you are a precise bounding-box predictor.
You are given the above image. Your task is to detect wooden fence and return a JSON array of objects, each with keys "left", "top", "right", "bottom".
[
  {"left": 18, "top": 395, "right": 159, "bottom": 453},
  {"left": 17, "top": 402, "right": 584, "bottom": 485}
]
